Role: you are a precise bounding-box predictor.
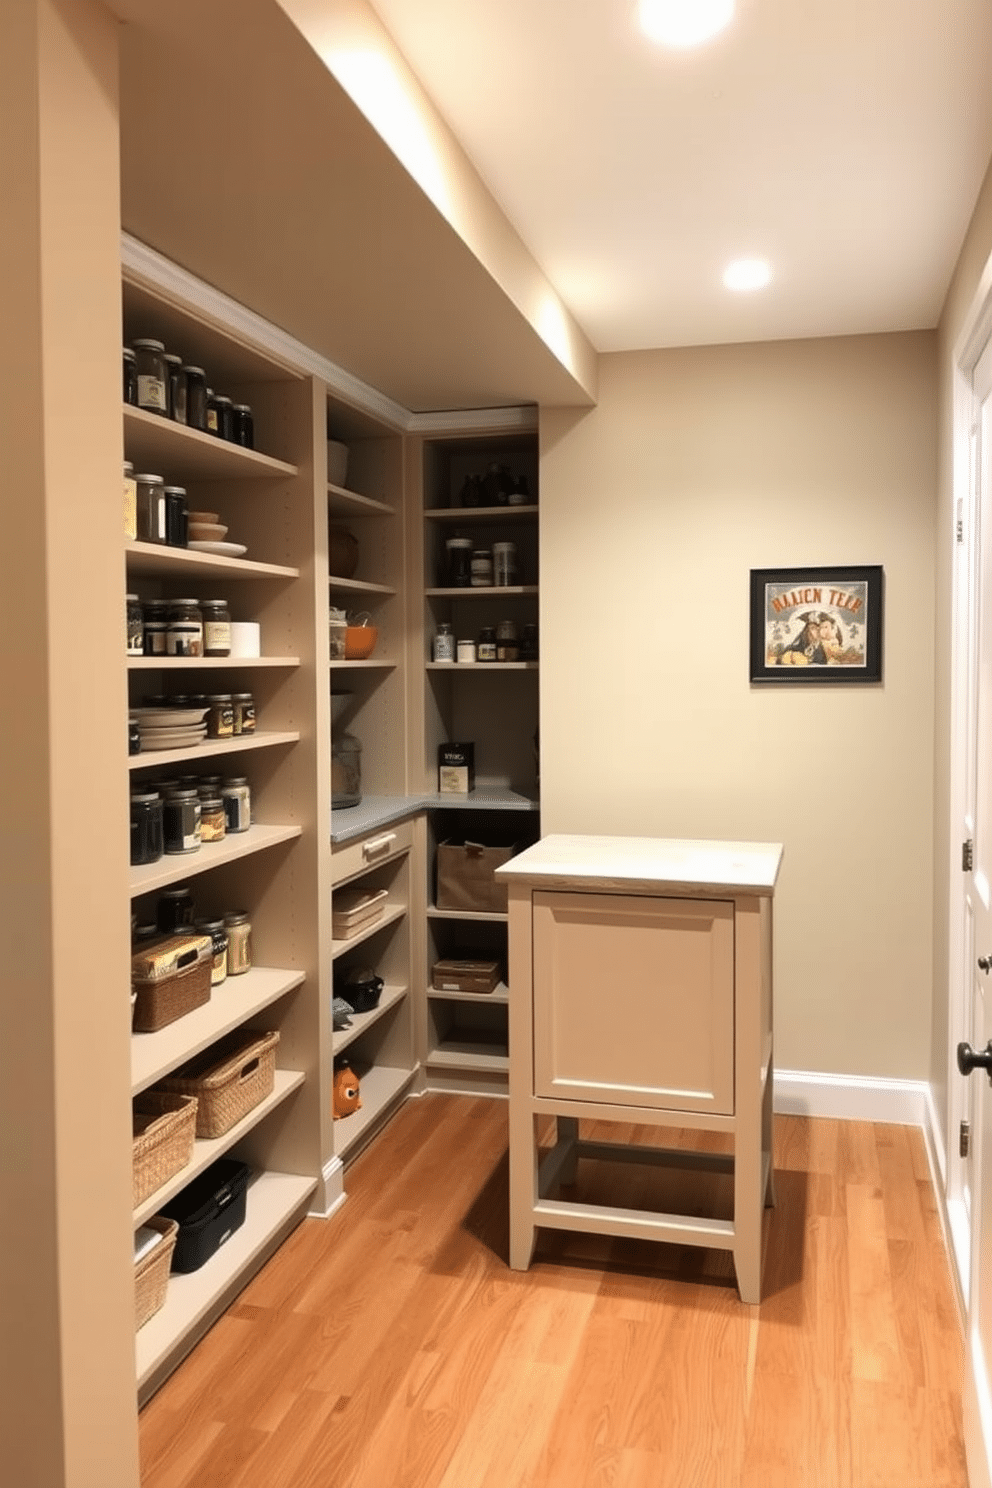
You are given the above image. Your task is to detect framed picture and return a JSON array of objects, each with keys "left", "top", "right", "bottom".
[{"left": 749, "top": 565, "right": 884, "bottom": 684}]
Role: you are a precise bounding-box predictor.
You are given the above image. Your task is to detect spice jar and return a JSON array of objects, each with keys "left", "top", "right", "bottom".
[
  {"left": 211, "top": 393, "right": 233, "bottom": 440},
  {"left": 470, "top": 549, "right": 493, "bottom": 587},
  {"left": 445, "top": 536, "right": 473, "bottom": 587},
  {"left": 162, "top": 790, "right": 201, "bottom": 855},
  {"left": 163, "top": 354, "right": 186, "bottom": 424},
  {"left": 166, "top": 599, "right": 203, "bottom": 657},
  {"left": 133, "top": 338, "right": 168, "bottom": 416},
  {"left": 196, "top": 776, "right": 223, "bottom": 798},
  {"left": 220, "top": 776, "right": 251, "bottom": 832},
  {"left": 496, "top": 619, "right": 519, "bottom": 662},
  {"left": 231, "top": 404, "right": 254, "bottom": 448},
  {"left": 142, "top": 598, "right": 170, "bottom": 657},
  {"left": 457, "top": 638, "right": 477, "bottom": 664},
  {"left": 126, "top": 594, "right": 143, "bottom": 656},
  {"left": 223, "top": 911, "right": 253, "bottom": 975},
  {"left": 196, "top": 917, "right": 229, "bottom": 985},
  {"left": 433, "top": 622, "right": 455, "bottom": 663},
  {"left": 123, "top": 347, "right": 137, "bottom": 405},
  {"left": 206, "top": 693, "right": 234, "bottom": 739},
  {"left": 201, "top": 599, "right": 231, "bottom": 656},
  {"left": 184, "top": 366, "right": 208, "bottom": 430},
  {"left": 129, "top": 792, "right": 163, "bottom": 866},
  {"left": 231, "top": 692, "right": 256, "bottom": 735},
  {"left": 477, "top": 626, "right": 497, "bottom": 662},
  {"left": 135, "top": 473, "right": 167, "bottom": 544},
  {"left": 156, "top": 884, "right": 195, "bottom": 933},
  {"left": 199, "top": 797, "right": 227, "bottom": 843},
  {"left": 163, "top": 485, "right": 188, "bottom": 547}
]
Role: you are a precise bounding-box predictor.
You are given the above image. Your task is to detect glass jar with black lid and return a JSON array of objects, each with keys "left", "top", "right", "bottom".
[
  {"left": 201, "top": 599, "right": 231, "bottom": 656},
  {"left": 133, "top": 338, "right": 168, "bottom": 416},
  {"left": 142, "top": 598, "right": 170, "bottom": 656},
  {"left": 231, "top": 404, "right": 254, "bottom": 448},
  {"left": 129, "top": 792, "right": 163, "bottom": 866},
  {"left": 122, "top": 346, "right": 137, "bottom": 405},
  {"left": 184, "top": 366, "right": 208, "bottom": 430},
  {"left": 210, "top": 394, "right": 234, "bottom": 441},
  {"left": 164, "top": 354, "right": 187, "bottom": 425},
  {"left": 166, "top": 599, "right": 203, "bottom": 657},
  {"left": 135, "top": 473, "right": 167, "bottom": 545}
]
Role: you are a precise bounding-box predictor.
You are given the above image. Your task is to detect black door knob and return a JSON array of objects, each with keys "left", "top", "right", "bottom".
[
  {"left": 958, "top": 1040, "right": 992, "bottom": 1078},
  {"left": 979, "top": 956, "right": 992, "bottom": 973}
]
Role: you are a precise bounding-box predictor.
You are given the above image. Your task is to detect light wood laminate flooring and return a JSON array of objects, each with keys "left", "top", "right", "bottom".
[{"left": 139, "top": 1094, "right": 967, "bottom": 1488}]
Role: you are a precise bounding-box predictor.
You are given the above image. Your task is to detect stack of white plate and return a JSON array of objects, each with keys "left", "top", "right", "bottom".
[{"left": 130, "top": 706, "right": 209, "bottom": 752}]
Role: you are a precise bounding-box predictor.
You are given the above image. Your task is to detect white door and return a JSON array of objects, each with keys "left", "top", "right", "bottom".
[{"left": 960, "top": 333, "right": 992, "bottom": 1488}]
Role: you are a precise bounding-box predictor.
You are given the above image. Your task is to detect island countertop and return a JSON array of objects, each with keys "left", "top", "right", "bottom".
[{"left": 495, "top": 833, "right": 784, "bottom": 899}]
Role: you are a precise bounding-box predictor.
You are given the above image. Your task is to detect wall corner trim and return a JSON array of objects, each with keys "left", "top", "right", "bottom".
[{"left": 310, "top": 1157, "right": 346, "bottom": 1219}]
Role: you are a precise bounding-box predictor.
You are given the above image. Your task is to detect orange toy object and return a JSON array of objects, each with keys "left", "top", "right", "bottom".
[{"left": 333, "top": 1063, "right": 362, "bottom": 1119}]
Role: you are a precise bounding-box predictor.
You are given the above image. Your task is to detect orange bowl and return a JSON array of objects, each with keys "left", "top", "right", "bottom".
[{"left": 344, "top": 625, "right": 378, "bottom": 660}]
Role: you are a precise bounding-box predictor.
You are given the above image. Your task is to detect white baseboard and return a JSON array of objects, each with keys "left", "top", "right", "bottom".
[
  {"left": 774, "top": 1067, "right": 929, "bottom": 1125},
  {"left": 308, "top": 1155, "right": 346, "bottom": 1219}
]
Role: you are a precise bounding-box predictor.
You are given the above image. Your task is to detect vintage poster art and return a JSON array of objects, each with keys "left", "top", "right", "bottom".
[{"left": 749, "top": 565, "right": 883, "bottom": 684}]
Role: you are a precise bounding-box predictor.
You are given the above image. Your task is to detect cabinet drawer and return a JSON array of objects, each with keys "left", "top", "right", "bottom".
[
  {"left": 532, "top": 891, "right": 735, "bottom": 1115},
  {"left": 331, "top": 818, "right": 414, "bottom": 886}
]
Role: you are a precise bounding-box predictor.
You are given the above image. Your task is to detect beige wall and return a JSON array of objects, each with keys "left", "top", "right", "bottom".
[
  {"left": 540, "top": 332, "right": 937, "bottom": 1080},
  {"left": 932, "top": 155, "right": 992, "bottom": 1145}
]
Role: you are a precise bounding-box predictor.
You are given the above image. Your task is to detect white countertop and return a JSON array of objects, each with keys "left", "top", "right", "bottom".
[{"left": 494, "top": 833, "right": 784, "bottom": 898}]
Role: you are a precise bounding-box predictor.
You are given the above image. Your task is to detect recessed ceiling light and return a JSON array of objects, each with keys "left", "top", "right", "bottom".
[
  {"left": 723, "top": 258, "right": 772, "bottom": 292},
  {"left": 638, "top": 0, "right": 735, "bottom": 48}
]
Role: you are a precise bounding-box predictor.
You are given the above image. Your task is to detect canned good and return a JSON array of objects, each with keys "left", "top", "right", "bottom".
[
  {"left": 220, "top": 777, "right": 251, "bottom": 832},
  {"left": 133, "top": 338, "right": 168, "bottom": 416},
  {"left": 223, "top": 911, "right": 253, "bottom": 974}
]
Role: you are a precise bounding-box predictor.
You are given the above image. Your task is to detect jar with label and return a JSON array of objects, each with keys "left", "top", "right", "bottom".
[
  {"left": 492, "top": 541, "right": 518, "bottom": 587},
  {"left": 231, "top": 404, "right": 254, "bottom": 448},
  {"left": 133, "top": 338, "right": 168, "bottom": 416},
  {"left": 123, "top": 346, "right": 137, "bottom": 405},
  {"left": 205, "top": 388, "right": 217, "bottom": 433},
  {"left": 471, "top": 549, "right": 493, "bottom": 588},
  {"left": 477, "top": 626, "right": 497, "bottom": 662},
  {"left": 496, "top": 619, "right": 519, "bottom": 662},
  {"left": 445, "top": 536, "right": 473, "bottom": 587},
  {"left": 231, "top": 692, "right": 256, "bottom": 734},
  {"left": 433, "top": 622, "right": 455, "bottom": 663},
  {"left": 223, "top": 911, "right": 253, "bottom": 975},
  {"left": 220, "top": 777, "right": 251, "bottom": 832},
  {"left": 206, "top": 693, "right": 234, "bottom": 739},
  {"left": 141, "top": 598, "right": 170, "bottom": 656},
  {"left": 201, "top": 599, "right": 231, "bottom": 656},
  {"left": 163, "top": 485, "right": 188, "bottom": 547},
  {"left": 457, "top": 638, "right": 477, "bottom": 664},
  {"left": 156, "top": 884, "right": 195, "bottom": 933},
  {"left": 199, "top": 797, "right": 227, "bottom": 843},
  {"left": 135, "top": 473, "right": 167, "bottom": 545},
  {"left": 520, "top": 622, "right": 539, "bottom": 661},
  {"left": 196, "top": 917, "right": 229, "bottom": 985},
  {"left": 126, "top": 594, "right": 143, "bottom": 656},
  {"left": 211, "top": 394, "right": 234, "bottom": 440},
  {"left": 166, "top": 361, "right": 186, "bottom": 421},
  {"left": 184, "top": 366, "right": 208, "bottom": 430},
  {"left": 163, "top": 790, "right": 202, "bottom": 855},
  {"left": 129, "top": 792, "right": 163, "bottom": 866},
  {"left": 166, "top": 599, "right": 203, "bottom": 657}
]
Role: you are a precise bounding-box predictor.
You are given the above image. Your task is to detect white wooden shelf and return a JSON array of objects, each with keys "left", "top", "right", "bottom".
[
  {"left": 128, "top": 824, "right": 303, "bottom": 897},
  {"left": 128, "top": 730, "right": 299, "bottom": 771},
  {"left": 423, "top": 505, "right": 538, "bottom": 521},
  {"left": 330, "top": 902, "right": 406, "bottom": 959},
  {"left": 132, "top": 1070, "right": 305, "bottom": 1225},
  {"left": 329, "top": 659, "right": 397, "bottom": 672},
  {"left": 328, "top": 484, "right": 394, "bottom": 518},
  {"left": 427, "top": 905, "right": 508, "bottom": 924},
  {"left": 329, "top": 575, "right": 396, "bottom": 596},
  {"left": 426, "top": 661, "right": 538, "bottom": 671},
  {"left": 425, "top": 585, "right": 538, "bottom": 598},
  {"left": 125, "top": 540, "right": 297, "bottom": 581},
  {"left": 123, "top": 405, "right": 298, "bottom": 480},
  {"left": 332, "top": 983, "right": 409, "bottom": 1056},
  {"left": 127, "top": 656, "right": 300, "bottom": 671},
  {"left": 334, "top": 1063, "right": 418, "bottom": 1161},
  {"left": 135, "top": 1169, "right": 316, "bottom": 1400},
  {"left": 130, "top": 967, "right": 305, "bottom": 1093},
  {"left": 428, "top": 982, "right": 509, "bottom": 1006},
  {"left": 426, "top": 1040, "right": 509, "bottom": 1073}
]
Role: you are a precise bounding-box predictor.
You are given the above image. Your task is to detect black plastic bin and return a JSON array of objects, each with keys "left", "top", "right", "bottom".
[{"left": 161, "top": 1157, "right": 251, "bottom": 1274}]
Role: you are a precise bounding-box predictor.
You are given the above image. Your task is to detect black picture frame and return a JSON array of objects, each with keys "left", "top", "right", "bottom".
[{"left": 749, "top": 565, "right": 884, "bottom": 684}]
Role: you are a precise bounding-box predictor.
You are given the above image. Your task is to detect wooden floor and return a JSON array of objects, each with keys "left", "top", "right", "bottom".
[{"left": 139, "top": 1094, "right": 968, "bottom": 1488}]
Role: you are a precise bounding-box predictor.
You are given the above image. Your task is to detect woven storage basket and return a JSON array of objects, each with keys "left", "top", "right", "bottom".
[
  {"left": 134, "top": 1216, "right": 178, "bottom": 1331},
  {"left": 132, "top": 1091, "right": 198, "bottom": 1208},
  {"left": 131, "top": 934, "right": 212, "bottom": 1034},
  {"left": 158, "top": 1029, "right": 280, "bottom": 1139}
]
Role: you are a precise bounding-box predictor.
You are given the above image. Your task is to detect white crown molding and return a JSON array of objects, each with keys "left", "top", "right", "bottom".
[{"left": 407, "top": 405, "right": 538, "bottom": 434}]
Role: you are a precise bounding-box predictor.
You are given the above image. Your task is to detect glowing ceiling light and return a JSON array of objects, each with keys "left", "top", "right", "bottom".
[
  {"left": 638, "top": 0, "right": 735, "bottom": 48},
  {"left": 723, "top": 258, "right": 772, "bottom": 292}
]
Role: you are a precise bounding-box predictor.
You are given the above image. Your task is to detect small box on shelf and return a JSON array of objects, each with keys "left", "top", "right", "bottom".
[{"left": 438, "top": 741, "right": 474, "bottom": 794}]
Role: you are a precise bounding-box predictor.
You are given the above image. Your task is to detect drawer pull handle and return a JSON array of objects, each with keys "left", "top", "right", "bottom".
[{"left": 362, "top": 833, "right": 397, "bottom": 860}]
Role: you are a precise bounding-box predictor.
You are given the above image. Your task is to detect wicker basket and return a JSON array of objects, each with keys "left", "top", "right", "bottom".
[
  {"left": 158, "top": 1029, "right": 280, "bottom": 1138},
  {"left": 132, "top": 1091, "right": 198, "bottom": 1208},
  {"left": 134, "top": 1216, "right": 178, "bottom": 1331},
  {"left": 131, "top": 934, "right": 213, "bottom": 1034}
]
